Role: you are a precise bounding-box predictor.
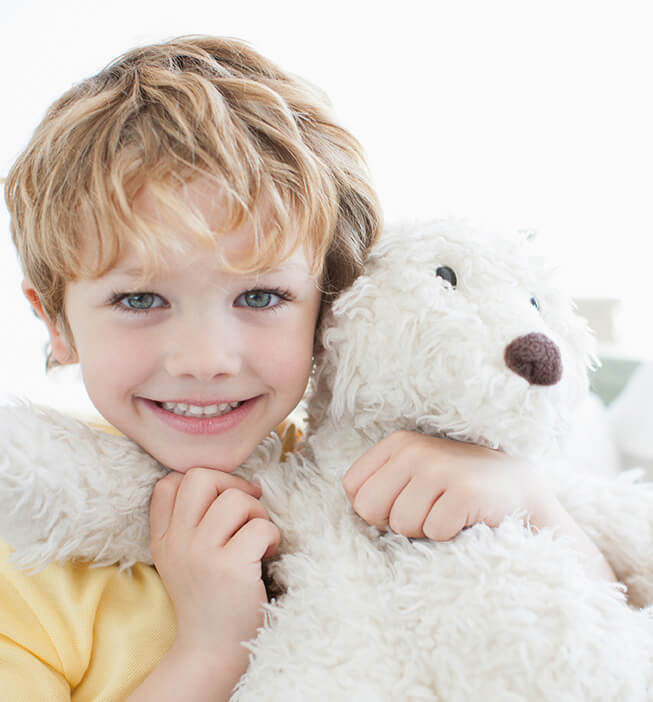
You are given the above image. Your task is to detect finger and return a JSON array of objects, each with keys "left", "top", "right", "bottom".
[
  {"left": 422, "top": 490, "right": 470, "bottom": 542},
  {"left": 199, "top": 488, "right": 271, "bottom": 546},
  {"left": 350, "top": 459, "right": 411, "bottom": 528},
  {"left": 224, "top": 517, "right": 281, "bottom": 562},
  {"left": 169, "top": 468, "right": 262, "bottom": 532},
  {"left": 388, "top": 477, "right": 445, "bottom": 538},
  {"left": 150, "top": 471, "right": 184, "bottom": 542},
  {"left": 343, "top": 434, "right": 399, "bottom": 498}
]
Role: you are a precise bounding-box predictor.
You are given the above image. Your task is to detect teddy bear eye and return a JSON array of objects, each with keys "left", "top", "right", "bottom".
[
  {"left": 530, "top": 295, "right": 540, "bottom": 311},
  {"left": 435, "top": 266, "right": 457, "bottom": 288}
]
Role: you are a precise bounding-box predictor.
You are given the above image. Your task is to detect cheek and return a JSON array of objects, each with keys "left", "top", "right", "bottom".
[
  {"left": 74, "top": 325, "right": 156, "bottom": 398},
  {"left": 254, "top": 316, "right": 316, "bottom": 393},
  {"left": 288, "top": 330, "right": 316, "bottom": 389},
  {"left": 277, "top": 346, "right": 313, "bottom": 391}
]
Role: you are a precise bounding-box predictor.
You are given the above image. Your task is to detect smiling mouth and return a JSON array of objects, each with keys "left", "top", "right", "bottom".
[{"left": 155, "top": 401, "right": 243, "bottom": 418}]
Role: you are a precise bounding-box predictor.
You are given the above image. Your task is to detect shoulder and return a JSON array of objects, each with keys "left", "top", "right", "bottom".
[
  {"left": 0, "top": 539, "right": 172, "bottom": 638},
  {"left": 0, "top": 539, "right": 175, "bottom": 696}
]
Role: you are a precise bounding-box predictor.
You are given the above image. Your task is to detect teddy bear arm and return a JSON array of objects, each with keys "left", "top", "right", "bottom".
[
  {"left": 0, "top": 404, "right": 164, "bottom": 570},
  {"left": 554, "top": 469, "right": 653, "bottom": 607}
]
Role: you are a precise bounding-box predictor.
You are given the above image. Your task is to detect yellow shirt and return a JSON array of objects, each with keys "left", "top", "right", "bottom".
[{"left": 0, "top": 540, "right": 176, "bottom": 701}]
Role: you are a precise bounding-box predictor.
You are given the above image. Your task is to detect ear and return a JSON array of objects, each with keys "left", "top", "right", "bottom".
[{"left": 22, "top": 277, "right": 77, "bottom": 364}]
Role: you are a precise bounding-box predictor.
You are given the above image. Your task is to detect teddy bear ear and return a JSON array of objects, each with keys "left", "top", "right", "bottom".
[
  {"left": 310, "top": 314, "right": 362, "bottom": 423},
  {"left": 309, "top": 273, "right": 380, "bottom": 425}
]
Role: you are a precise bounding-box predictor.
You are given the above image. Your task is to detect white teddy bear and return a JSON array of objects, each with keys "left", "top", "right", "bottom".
[{"left": 1, "top": 221, "right": 653, "bottom": 701}]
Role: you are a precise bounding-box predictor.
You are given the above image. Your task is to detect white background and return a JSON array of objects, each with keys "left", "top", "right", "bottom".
[{"left": 2, "top": 0, "right": 652, "bottom": 413}]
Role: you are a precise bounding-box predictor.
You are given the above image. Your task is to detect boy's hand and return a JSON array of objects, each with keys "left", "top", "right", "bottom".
[
  {"left": 343, "top": 431, "right": 546, "bottom": 541},
  {"left": 149, "top": 468, "right": 280, "bottom": 685}
]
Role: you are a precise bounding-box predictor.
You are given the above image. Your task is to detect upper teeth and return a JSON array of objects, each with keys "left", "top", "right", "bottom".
[{"left": 161, "top": 401, "right": 242, "bottom": 418}]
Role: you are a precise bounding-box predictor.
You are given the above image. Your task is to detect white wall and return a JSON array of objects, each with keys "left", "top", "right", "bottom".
[{"left": 2, "top": 0, "right": 652, "bottom": 412}]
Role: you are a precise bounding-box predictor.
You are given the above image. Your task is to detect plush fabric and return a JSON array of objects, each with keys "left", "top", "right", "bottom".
[{"left": 1, "top": 221, "right": 653, "bottom": 701}]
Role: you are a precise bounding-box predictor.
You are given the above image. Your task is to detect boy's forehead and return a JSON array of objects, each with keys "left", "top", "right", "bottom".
[
  {"left": 68, "top": 175, "right": 316, "bottom": 285},
  {"left": 134, "top": 177, "right": 281, "bottom": 242},
  {"left": 129, "top": 177, "right": 308, "bottom": 266},
  {"left": 104, "top": 238, "right": 315, "bottom": 285},
  {"left": 134, "top": 176, "right": 227, "bottom": 227},
  {"left": 111, "top": 251, "right": 306, "bottom": 276}
]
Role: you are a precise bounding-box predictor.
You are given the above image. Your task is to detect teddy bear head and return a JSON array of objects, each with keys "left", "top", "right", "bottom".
[{"left": 309, "top": 221, "right": 596, "bottom": 457}]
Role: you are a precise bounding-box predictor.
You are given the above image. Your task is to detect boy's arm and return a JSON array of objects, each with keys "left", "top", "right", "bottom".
[
  {"left": 125, "top": 646, "right": 246, "bottom": 702},
  {"left": 127, "top": 468, "right": 280, "bottom": 702},
  {"left": 343, "top": 431, "right": 616, "bottom": 582}
]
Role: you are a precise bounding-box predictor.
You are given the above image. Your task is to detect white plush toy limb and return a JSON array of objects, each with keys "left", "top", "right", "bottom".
[
  {"left": 554, "top": 465, "right": 653, "bottom": 608},
  {"left": 0, "top": 402, "right": 166, "bottom": 570}
]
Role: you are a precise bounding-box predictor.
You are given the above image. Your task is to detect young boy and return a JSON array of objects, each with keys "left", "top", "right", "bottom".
[{"left": 3, "top": 36, "right": 615, "bottom": 701}]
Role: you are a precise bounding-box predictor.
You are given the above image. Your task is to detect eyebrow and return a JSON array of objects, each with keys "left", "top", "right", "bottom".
[
  {"left": 107, "top": 254, "right": 312, "bottom": 284},
  {"left": 258, "top": 262, "right": 308, "bottom": 275},
  {"left": 109, "top": 260, "right": 307, "bottom": 279},
  {"left": 110, "top": 266, "right": 146, "bottom": 277}
]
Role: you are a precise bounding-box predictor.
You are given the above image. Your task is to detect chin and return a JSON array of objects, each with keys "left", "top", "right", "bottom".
[{"left": 152, "top": 449, "right": 243, "bottom": 474}]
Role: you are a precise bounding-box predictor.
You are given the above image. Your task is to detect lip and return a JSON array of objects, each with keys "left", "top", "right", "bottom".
[
  {"left": 153, "top": 399, "right": 243, "bottom": 406},
  {"left": 140, "top": 396, "right": 260, "bottom": 435}
]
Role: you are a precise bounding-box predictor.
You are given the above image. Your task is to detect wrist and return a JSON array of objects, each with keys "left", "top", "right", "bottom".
[
  {"left": 528, "top": 492, "right": 566, "bottom": 530},
  {"left": 167, "top": 640, "right": 249, "bottom": 700},
  {"left": 125, "top": 641, "right": 248, "bottom": 702},
  {"left": 521, "top": 470, "right": 564, "bottom": 530}
]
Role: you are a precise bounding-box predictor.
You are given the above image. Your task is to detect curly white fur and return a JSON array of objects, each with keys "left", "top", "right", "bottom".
[
  {"left": 0, "top": 401, "right": 165, "bottom": 570},
  {"left": 1, "top": 221, "right": 653, "bottom": 701},
  {"left": 231, "top": 221, "right": 653, "bottom": 701}
]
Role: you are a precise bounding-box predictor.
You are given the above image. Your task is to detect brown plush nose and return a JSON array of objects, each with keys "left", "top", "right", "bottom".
[{"left": 504, "top": 333, "right": 562, "bottom": 386}]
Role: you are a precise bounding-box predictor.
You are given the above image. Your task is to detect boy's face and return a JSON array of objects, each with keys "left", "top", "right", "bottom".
[{"left": 34, "top": 180, "right": 322, "bottom": 472}]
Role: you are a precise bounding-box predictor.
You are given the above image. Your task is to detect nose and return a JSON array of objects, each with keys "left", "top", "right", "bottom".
[
  {"left": 164, "top": 318, "right": 242, "bottom": 380},
  {"left": 504, "top": 332, "right": 562, "bottom": 386}
]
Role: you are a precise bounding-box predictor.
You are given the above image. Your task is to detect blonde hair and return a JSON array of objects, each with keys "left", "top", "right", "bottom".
[{"left": 5, "top": 35, "right": 381, "bottom": 366}]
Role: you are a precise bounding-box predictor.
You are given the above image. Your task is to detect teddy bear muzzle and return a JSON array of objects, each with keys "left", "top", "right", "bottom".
[{"left": 504, "top": 332, "right": 562, "bottom": 386}]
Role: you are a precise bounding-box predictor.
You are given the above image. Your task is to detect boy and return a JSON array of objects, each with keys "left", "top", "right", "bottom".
[{"left": 3, "top": 36, "right": 614, "bottom": 701}]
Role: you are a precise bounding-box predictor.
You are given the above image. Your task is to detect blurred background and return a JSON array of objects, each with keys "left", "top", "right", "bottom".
[{"left": 1, "top": 0, "right": 652, "bottom": 418}]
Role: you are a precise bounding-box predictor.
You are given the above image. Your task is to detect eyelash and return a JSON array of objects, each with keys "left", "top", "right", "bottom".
[
  {"left": 107, "top": 287, "right": 295, "bottom": 314},
  {"left": 107, "top": 291, "right": 166, "bottom": 315},
  {"left": 234, "top": 287, "right": 294, "bottom": 312}
]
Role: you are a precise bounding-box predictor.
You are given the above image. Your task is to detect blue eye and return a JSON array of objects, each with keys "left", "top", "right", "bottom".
[
  {"left": 530, "top": 296, "right": 540, "bottom": 311},
  {"left": 115, "top": 292, "right": 166, "bottom": 311},
  {"left": 235, "top": 289, "right": 284, "bottom": 309}
]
